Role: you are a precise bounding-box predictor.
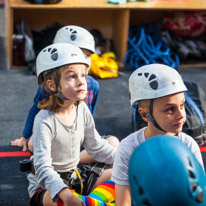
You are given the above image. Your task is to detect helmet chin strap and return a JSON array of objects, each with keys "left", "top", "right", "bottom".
[
  {"left": 54, "top": 91, "right": 70, "bottom": 100},
  {"left": 146, "top": 99, "right": 166, "bottom": 132},
  {"left": 53, "top": 70, "right": 70, "bottom": 101}
]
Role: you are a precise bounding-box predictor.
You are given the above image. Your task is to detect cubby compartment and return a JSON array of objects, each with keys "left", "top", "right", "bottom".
[{"left": 4, "top": 0, "right": 206, "bottom": 69}]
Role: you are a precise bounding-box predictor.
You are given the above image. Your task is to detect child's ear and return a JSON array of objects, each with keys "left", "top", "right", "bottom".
[
  {"left": 46, "top": 79, "right": 56, "bottom": 92},
  {"left": 139, "top": 107, "right": 149, "bottom": 122}
]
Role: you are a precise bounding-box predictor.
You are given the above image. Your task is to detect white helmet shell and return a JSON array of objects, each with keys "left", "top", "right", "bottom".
[
  {"left": 129, "top": 64, "right": 187, "bottom": 106},
  {"left": 36, "top": 43, "right": 89, "bottom": 81},
  {"left": 53, "top": 25, "right": 95, "bottom": 53}
]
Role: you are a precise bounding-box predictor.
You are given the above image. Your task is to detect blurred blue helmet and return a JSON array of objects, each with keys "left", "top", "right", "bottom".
[{"left": 129, "top": 135, "right": 206, "bottom": 206}]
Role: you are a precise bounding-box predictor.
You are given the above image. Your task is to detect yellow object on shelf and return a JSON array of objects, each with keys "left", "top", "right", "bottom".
[{"left": 89, "top": 53, "right": 119, "bottom": 79}]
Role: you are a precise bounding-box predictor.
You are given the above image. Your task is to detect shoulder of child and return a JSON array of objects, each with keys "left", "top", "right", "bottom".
[
  {"left": 86, "top": 75, "right": 99, "bottom": 86},
  {"left": 34, "top": 109, "right": 54, "bottom": 122},
  {"left": 79, "top": 101, "right": 90, "bottom": 112},
  {"left": 177, "top": 132, "right": 199, "bottom": 147},
  {"left": 119, "top": 127, "right": 146, "bottom": 152},
  {"left": 77, "top": 101, "right": 93, "bottom": 120}
]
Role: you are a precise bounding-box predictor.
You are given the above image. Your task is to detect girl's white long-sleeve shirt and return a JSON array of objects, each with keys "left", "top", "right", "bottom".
[{"left": 27, "top": 101, "right": 116, "bottom": 202}]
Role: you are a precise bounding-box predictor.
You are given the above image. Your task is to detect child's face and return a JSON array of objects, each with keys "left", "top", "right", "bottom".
[
  {"left": 59, "top": 64, "right": 87, "bottom": 101},
  {"left": 152, "top": 92, "right": 186, "bottom": 134},
  {"left": 81, "top": 49, "right": 92, "bottom": 71}
]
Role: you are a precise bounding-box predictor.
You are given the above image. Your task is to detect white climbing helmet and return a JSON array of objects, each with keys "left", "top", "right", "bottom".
[
  {"left": 53, "top": 25, "right": 95, "bottom": 54},
  {"left": 36, "top": 43, "right": 89, "bottom": 82},
  {"left": 129, "top": 64, "right": 187, "bottom": 106}
]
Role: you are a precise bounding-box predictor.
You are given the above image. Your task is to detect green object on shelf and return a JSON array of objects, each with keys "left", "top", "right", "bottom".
[{"left": 108, "top": 0, "right": 126, "bottom": 4}]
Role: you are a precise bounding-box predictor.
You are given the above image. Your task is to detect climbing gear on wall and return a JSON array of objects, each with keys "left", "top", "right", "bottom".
[{"left": 124, "top": 23, "right": 179, "bottom": 70}]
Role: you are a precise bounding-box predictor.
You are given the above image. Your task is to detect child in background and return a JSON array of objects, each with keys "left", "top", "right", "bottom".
[
  {"left": 27, "top": 43, "right": 117, "bottom": 206},
  {"left": 11, "top": 25, "right": 100, "bottom": 152},
  {"left": 112, "top": 63, "right": 204, "bottom": 206}
]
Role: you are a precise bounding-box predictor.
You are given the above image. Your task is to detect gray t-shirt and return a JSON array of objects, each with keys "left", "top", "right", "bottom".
[
  {"left": 111, "top": 127, "right": 204, "bottom": 186},
  {"left": 27, "top": 102, "right": 116, "bottom": 201}
]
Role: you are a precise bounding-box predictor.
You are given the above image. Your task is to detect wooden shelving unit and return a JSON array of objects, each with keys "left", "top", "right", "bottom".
[{"left": 4, "top": 0, "right": 206, "bottom": 69}]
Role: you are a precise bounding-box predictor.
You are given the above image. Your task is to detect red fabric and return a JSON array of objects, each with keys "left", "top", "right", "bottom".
[
  {"left": 200, "top": 147, "right": 206, "bottom": 152},
  {"left": 57, "top": 198, "right": 63, "bottom": 206},
  {"left": 163, "top": 11, "right": 206, "bottom": 37},
  {"left": 12, "top": 35, "right": 26, "bottom": 66},
  {"left": 0, "top": 151, "right": 31, "bottom": 157},
  {"left": 29, "top": 188, "right": 45, "bottom": 206}
]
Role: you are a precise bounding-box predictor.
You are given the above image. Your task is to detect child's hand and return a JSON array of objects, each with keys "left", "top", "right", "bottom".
[
  {"left": 199, "top": 140, "right": 206, "bottom": 147},
  {"left": 59, "top": 188, "right": 85, "bottom": 206},
  {"left": 64, "top": 195, "right": 85, "bottom": 206},
  {"left": 11, "top": 137, "right": 27, "bottom": 151}
]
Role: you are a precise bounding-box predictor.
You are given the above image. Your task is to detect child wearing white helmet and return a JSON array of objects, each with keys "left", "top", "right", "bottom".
[
  {"left": 112, "top": 63, "right": 204, "bottom": 206},
  {"left": 11, "top": 25, "right": 119, "bottom": 157},
  {"left": 27, "top": 43, "right": 117, "bottom": 206}
]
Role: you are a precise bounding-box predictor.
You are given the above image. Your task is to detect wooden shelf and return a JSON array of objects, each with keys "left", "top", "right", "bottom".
[
  {"left": 8, "top": 0, "right": 206, "bottom": 10},
  {"left": 4, "top": 0, "right": 206, "bottom": 69},
  {"left": 126, "top": 0, "right": 206, "bottom": 10},
  {"left": 180, "top": 61, "right": 206, "bottom": 69}
]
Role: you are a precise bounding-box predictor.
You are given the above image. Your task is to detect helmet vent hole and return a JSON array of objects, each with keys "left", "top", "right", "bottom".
[
  {"left": 191, "top": 183, "right": 204, "bottom": 203},
  {"left": 69, "top": 28, "right": 77, "bottom": 34},
  {"left": 133, "top": 175, "right": 138, "bottom": 185},
  {"left": 149, "top": 81, "right": 158, "bottom": 90},
  {"left": 196, "top": 187, "right": 204, "bottom": 203},
  {"left": 51, "top": 53, "right": 58, "bottom": 61},
  {"left": 187, "top": 158, "right": 192, "bottom": 167},
  {"left": 149, "top": 74, "right": 156, "bottom": 81},
  {"left": 188, "top": 170, "right": 196, "bottom": 179},
  {"left": 139, "top": 186, "right": 144, "bottom": 195},
  {"left": 51, "top": 48, "right": 57, "bottom": 54},
  {"left": 71, "top": 53, "right": 77, "bottom": 57},
  {"left": 70, "top": 30, "right": 77, "bottom": 41},
  {"left": 172, "top": 82, "right": 176, "bottom": 86},
  {"left": 137, "top": 73, "right": 142, "bottom": 76},
  {"left": 71, "top": 35, "right": 76, "bottom": 41},
  {"left": 144, "top": 73, "right": 149, "bottom": 78},
  {"left": 142, "top": 199, "right": 151, "bottom": 206},
  {"left": 191, "top": 183, "right": 198, "bottom": 192}
]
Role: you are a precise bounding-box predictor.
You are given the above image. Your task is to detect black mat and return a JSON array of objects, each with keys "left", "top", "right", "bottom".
[{"left": 0, "top": 155, "right": 30, "bottom": 206}]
